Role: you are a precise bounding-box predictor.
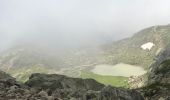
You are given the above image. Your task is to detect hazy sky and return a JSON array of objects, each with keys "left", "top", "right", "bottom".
[{"left": 0, "top": 0, "right": 170, "bottom": 49}]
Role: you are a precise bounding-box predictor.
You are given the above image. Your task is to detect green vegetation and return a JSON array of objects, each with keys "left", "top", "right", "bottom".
[
  {"left": 103, "top": 47, "right": 155, "bottom": 69},
  {"left": 8, "top": 66, "right": 54, "bottom": 82},
  {"left": 81, "top": 71, "right": 129, "bottom": 88},
  {"left": 158, "top": 59, "right": 170, "bottom": 73},
  {"left": 102, "top": 25, "right": 170, "bottom": 69}
]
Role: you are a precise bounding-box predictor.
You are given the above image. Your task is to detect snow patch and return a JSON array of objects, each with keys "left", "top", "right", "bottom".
[{"left": 141, "top": 42, "right": 155, "bottom": 51}]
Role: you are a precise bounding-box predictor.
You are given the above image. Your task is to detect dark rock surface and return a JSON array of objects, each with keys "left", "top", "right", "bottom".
[{"left": 25, "top": 73, "right": 105, "bottom": 91}]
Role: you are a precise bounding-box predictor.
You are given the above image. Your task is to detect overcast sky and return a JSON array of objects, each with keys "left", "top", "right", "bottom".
[{"left": 0, "top": 0, "right": 170, "bottom": 50}]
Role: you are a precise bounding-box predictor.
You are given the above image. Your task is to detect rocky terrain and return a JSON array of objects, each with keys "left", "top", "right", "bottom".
[
  {"left": 140, "top": 44, "right": 170, "bottom": 100},
  {"left": 0, "top": 70, "right": 144, "bottom": 100}
]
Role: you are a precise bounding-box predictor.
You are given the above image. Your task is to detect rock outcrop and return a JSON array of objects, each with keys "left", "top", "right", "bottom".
[
  {"left": 25, "top": 73, "right": 105, "bottom": 91},
  {"left": 141, "top": 45, "right": 170, "bottom": 100},
  {"left": 0, "top": 71, "right": 56, "bottom": 100}
]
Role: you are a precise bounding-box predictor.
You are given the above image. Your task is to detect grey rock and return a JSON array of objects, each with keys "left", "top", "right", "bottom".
[{"left": 143, "top": 44, "right": 170, "bottom": 99}]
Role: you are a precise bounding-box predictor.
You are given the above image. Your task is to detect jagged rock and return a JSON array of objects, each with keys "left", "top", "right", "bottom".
[
  {"left": 38, "top": 90, "right": 48, "bottom": 97},
  {"left": 147, "top": 44, "right": 170, "bottom": 86},
  {"left": 99, "top": 86, "right": 140, "bottom": 100},
  {"left": 25, "top": 73, "right": 105, "bottom": 91},
  {"left": 142, "top": 44, "right": 170, "bottom": 99},
  {"left": 0, "top": 70, "right": 14, "bottom": 80},
  {"left": 0, "top": 70, "right": 17, "bottom": 86}
]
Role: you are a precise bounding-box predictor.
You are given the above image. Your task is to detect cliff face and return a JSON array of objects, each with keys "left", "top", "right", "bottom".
[
  {"left": 0, "top": 71, "right": 144, "bottom": 100},
  {"left": 141, "top": 44, "right": 170, "bottom": 100},
  {"left": 148, "top": 48, "right": 170, "bottom": 86}
]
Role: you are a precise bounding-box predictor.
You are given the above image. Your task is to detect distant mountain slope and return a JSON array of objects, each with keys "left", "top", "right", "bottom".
[
  {"left": 0, "top": 46, "right": 63, "bottom": 70},
  {"left": 102, "top": 24, "right": 170, "bottom": 69},
  {"left": 0, "top": 46, "right": 68, "bottom": 82},
  {"left": 0, "top": 45, "right": 103, "bottom": 70},
  {"left": 0, "top": 45, "right": 104, "bottom": 81}
]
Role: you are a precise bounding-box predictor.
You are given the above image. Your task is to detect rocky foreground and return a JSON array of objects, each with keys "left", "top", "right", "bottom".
[{"left": 0, "top": 71, "right": 144, "bottom": 100}]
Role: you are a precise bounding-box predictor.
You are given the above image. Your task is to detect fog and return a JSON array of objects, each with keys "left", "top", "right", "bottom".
[{"left": 0, "top": 0, "right": 170, "bottom": 50}]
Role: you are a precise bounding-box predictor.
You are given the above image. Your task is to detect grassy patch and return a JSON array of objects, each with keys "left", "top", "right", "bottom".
[
  {"left": 9, "top": 66, "right": 52, "bottom": 82},
  {"left": 81, "top": 71, "right": 129, "bottom": 88}
]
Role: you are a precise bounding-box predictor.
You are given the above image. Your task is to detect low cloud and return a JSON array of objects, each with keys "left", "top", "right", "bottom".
[{"left": 0, "top": 0, "right": 170, "bottom": 50}]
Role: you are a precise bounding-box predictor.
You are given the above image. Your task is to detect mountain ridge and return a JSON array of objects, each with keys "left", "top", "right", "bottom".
[{"left": 0, "top": 24, "right": 170, "bottom": 86}]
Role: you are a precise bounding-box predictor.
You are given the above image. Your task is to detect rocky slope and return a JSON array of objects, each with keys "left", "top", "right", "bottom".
[
  {"left": 0, "top": 45, "right": 103, "bottom": 81},
  {"left": 140, "top": 44, "right": 170, "bottom": 100},
  {"left": 0, "top": 71, "right": 144, "bottom": 100},
  {"left": 102, "top": 24, "right": 170, "bottom": 69}
]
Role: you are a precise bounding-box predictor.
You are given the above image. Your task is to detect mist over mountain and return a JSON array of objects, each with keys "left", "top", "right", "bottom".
[
  {"left": 1, "top": 1, "right": 170, "bottom": 99},
  {"left": 1, "top": 0, "right": 170, "bottom": 51}
]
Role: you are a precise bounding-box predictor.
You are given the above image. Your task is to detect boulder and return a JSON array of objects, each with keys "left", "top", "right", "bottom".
[{"left": 25, "top": 73, "right": 105, "bottom": 91}]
